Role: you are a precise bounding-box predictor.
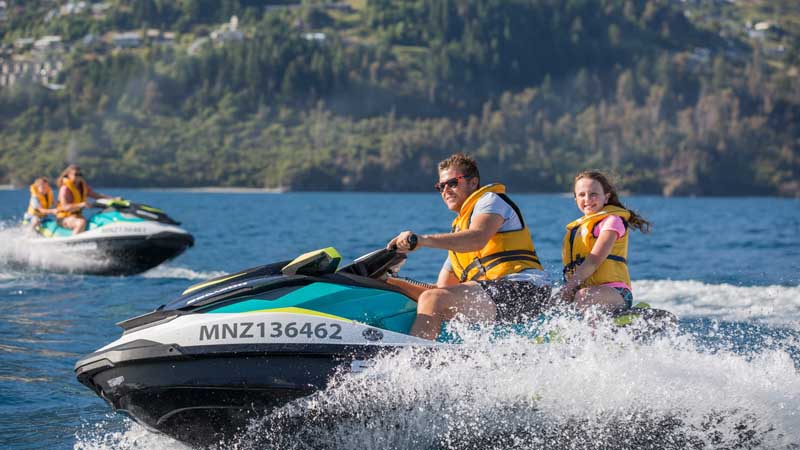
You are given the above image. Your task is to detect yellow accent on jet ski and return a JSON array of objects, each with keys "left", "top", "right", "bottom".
[
  {"left": 244, "top": 307, "right": 353, "bottom": 322},
  {"left": 139, "top": 204, "right": 163, "bottom": 213},
  {"left": 184, "top": 248, "right": 342, "bottom": 295},
  {"left": 281, "top": 247, "right": 341, "bottom": 276},
  {"left": 106, "top": 199, "right": 130, "bottom": 208},
  {"left": 182, "top": 273, "right": 243, "bottom": 295}
]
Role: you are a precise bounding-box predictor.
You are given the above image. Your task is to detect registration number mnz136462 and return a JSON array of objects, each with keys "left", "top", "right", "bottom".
[{"left": 199, "top": 321, "right": 343, "bottom": 341}]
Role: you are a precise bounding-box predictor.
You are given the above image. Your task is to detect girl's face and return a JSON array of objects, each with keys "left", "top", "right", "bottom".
[{"left": 574, "top": 177, "right": 610, "bottom": 215}]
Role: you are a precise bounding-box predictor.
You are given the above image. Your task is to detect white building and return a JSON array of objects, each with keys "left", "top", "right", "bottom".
[
  {"left": 61, "top": 1, "right": 88, "bottom": 15},
  {"left": 111, "top": 31, "right": 142, "bottom": 48},
  {"left": 210, "top": 16, "right": 244, "bottom": 44},
  {"left": 34, "top": 35, "right": 63, "bottom": 52}
]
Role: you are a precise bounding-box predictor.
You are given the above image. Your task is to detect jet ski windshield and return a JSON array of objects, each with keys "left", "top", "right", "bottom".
[
  {"left": 338, "top": 248, "right": 407, "bottom": 279},
  {"left": 95, "top": 198, "right": 181, "bottom": 225}
]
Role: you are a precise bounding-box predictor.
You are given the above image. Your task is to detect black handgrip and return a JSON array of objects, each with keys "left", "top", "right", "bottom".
[{"left": 407, "top": 233, "right": 418, "bottom": 251}]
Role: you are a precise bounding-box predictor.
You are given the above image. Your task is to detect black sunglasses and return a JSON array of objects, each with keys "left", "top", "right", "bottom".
[{"left": 434, "top": 175, "right": 472, "bottom": 192}]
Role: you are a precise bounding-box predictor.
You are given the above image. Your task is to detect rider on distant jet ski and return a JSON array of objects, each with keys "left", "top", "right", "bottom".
[
  {"left": 23, "top": 177, "right": 56, "bottom": 229},
  {"left": 55, "top": 164, "right": 114, "bottom": 235},
  {"left": 387, "top": 153, "right": 552, "bottom": 340}
]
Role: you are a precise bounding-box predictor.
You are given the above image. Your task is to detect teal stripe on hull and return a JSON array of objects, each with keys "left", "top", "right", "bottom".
[
  {"left": 39, "top": 211, "right": 144, "bottom": 237},
  {"left": 208, "top": 282, "right": 418, "bottom": 334}
]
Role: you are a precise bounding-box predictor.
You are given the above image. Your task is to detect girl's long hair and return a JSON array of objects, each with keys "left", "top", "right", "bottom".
[{"left": 574, "top": 170, "right": 651, "bottom": 233}]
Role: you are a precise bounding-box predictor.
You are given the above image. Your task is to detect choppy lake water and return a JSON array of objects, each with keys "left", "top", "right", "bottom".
[{"left": 0, "top": 190, "right": 798, "bottom": 449}]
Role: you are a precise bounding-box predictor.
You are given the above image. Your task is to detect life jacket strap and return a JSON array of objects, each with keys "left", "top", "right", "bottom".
[
  {"left": 606, "top": 255, "right": 627, "bottom": 263},
  {"left": 459, "top": 249, "right": 540, "bottom": 282},
  {"left": 562, "top": 254, "right": 627, "bottom": 282}
]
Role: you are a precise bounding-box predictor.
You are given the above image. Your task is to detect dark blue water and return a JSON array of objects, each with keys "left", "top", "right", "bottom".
[{"left": 0, "top": 190, "right": 798, "bottom": 449}]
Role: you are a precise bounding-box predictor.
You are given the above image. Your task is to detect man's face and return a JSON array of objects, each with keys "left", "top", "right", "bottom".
[{"left": 437, "top": 168, "right": 478, "bottom": 212}]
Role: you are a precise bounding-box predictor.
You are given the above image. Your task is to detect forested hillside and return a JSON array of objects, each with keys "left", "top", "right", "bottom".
[{"left": 0, "top": 0, "right": 798, "bottom": 196}]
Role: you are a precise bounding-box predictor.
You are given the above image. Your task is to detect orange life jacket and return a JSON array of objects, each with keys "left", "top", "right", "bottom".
[
  {"left": 26, "top": 183, "right": 54, "bottom": 217},
  {"left": 56, "top": 178, "right": 88, "bottom": 219},
  {"left": 448, "top": 183, "right": 543, "bottom": 282},
  {"left": 562, "top": 205, "right": 631, "bottom": 288}
]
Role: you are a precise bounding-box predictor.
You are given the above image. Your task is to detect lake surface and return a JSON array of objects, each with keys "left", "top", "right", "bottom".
[{"left": 0, "top": 190, "right": 798, "bottom": 449}]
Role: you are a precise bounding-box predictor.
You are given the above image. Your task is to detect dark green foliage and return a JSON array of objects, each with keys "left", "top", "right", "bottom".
[{"left": 0, "top": 0, "right": 797, "bottom": 196}]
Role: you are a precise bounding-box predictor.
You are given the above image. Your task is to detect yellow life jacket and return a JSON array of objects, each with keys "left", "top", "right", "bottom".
[
  {"left": 56, "top": 178, "right": 88, "bottom": 219},
  {"left": 448, "top": 183, "right": 543, "bottom": 282},
  {"left": 562, "top": 205, "right": 631, "bottom": 288},
  {"left": 26, "top": 183, "right": 54, "bottom": 217}
]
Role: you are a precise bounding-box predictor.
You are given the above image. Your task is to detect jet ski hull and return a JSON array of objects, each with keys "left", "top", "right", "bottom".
[
  {"left": 31, "top": 231, "right": 194, "bottom": 276},
  {"left": 75, "top": 248, "right": 677, "bottom": 446},
  {"left": 76, "top": 341, "right": 390, "bottom": 445}
]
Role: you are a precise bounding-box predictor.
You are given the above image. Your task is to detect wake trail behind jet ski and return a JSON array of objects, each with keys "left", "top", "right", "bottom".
[
  {"left": 0, "top": 224, "right": 113, "bottom": 275},
  {"left": 235, "top": 320, "right": 800, "bottom": 450}
]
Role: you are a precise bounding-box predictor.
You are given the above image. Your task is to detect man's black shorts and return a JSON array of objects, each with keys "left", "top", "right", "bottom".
[{"left": 478, "top": 278, "right": 553, "bottom": 323}]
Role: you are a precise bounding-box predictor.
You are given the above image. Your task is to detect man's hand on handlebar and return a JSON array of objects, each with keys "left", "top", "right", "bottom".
[{"left": 387, "top": 231, "right": 419, "bottom": 253}]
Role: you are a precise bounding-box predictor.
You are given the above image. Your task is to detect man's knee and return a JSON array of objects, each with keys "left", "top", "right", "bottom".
[{"left": 417, "top": 289, "right": 453, "bottom": 316}]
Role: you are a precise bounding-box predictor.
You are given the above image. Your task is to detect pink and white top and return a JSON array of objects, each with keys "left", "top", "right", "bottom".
[{"left": 593, "top": 215, "right": 631, "bottom": 291}]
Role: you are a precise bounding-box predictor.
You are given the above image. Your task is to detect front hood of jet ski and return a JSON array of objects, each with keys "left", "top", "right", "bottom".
[{"left": 75, "top": 306, "right": 438, "bottom": 446}]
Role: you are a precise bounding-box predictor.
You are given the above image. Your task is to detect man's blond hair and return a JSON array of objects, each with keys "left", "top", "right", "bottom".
[{"left": 438, "top": 153, "right": 480, "bottom": 180}]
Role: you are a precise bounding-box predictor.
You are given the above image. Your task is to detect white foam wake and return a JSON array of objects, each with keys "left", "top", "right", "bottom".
[
  {"left": 236, "top": 319, "right": 800, "bottom": 450},
  {"left": 0, "top": 225, "right": 111, "bottom": 275},
  {"left": 634, "top": 279, "right": 800, "bottom": 326},
  {"left": 74, "top": 417, "right": 189, "bottom": 450},
  {"left": 140, "top": 265, "right": 227, "bottom": 280}
]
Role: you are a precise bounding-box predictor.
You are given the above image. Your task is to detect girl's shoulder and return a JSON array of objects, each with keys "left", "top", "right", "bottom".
[{"left": 593, "top": 214, "right": 626, "bottom": 238}]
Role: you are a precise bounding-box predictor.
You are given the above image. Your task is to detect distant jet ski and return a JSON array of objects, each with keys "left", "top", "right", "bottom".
[
  {"left": 74, "top": 247, "right": 676, "bottom": 446},
  {"left": 25, "top": 198, "right": 194, "bottom": 276}
]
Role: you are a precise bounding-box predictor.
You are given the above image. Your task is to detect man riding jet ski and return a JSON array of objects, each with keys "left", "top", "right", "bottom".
[
  {"left": 24, "top": 197, "right": 194, "bottom": 276},
  {"left": 75, "top": 247, "right": 676, "bottom": 446}
]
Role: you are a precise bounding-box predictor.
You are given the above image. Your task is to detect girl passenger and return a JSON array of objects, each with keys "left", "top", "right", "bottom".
[{"left": 561, "top": 170, "right": 651, "bottom": 311}]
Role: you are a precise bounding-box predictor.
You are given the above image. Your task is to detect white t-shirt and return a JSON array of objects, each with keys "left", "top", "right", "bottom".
[{"left": 442, "top": 192, "right": 550, "bottom": 286}]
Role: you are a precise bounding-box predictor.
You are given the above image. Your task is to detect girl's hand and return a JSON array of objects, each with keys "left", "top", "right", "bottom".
[{"left": 560, "top": 281, "right": 579, "bottom": 302}]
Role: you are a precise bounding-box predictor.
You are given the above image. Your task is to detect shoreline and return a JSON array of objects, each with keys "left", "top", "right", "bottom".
[
  {"left": 0, "top": 185, "right": 797, "bottom": 198},
  {"left": 139, "top": 186, "right": 289, "bottom": 194}
]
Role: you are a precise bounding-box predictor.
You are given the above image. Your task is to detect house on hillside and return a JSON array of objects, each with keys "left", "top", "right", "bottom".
[
  {"left": 0, "top": 56, "right": 64, "bottom": 89},
  {"left": 34, "top": 35, "right": 63, "bottom": 53},
  {"left": 211, "top": 16, "right": 244, "bottom": 44},
  {"left": 0, "top": 1, "right": 7, "bottom": 22},
  {"left": 14, "top": 38, "right": 34, "bottom": 50},
  {"left": 145, "top": 29, "right": 176, "bottom": 45},
  {"left": 92, "top": 3, "right": 111, "bottom": 19},
  {"left": 303, "top": 32, "right": 326, "bottom": 43},
  {"left": 60, "top": 1, "right": 88, "bottom": 16},
  {"left": 111, "top": 31, "right": 142, "bottom": 48},
  {"left": 746, "top": 20, "right": 787, "bottom": 41}
]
